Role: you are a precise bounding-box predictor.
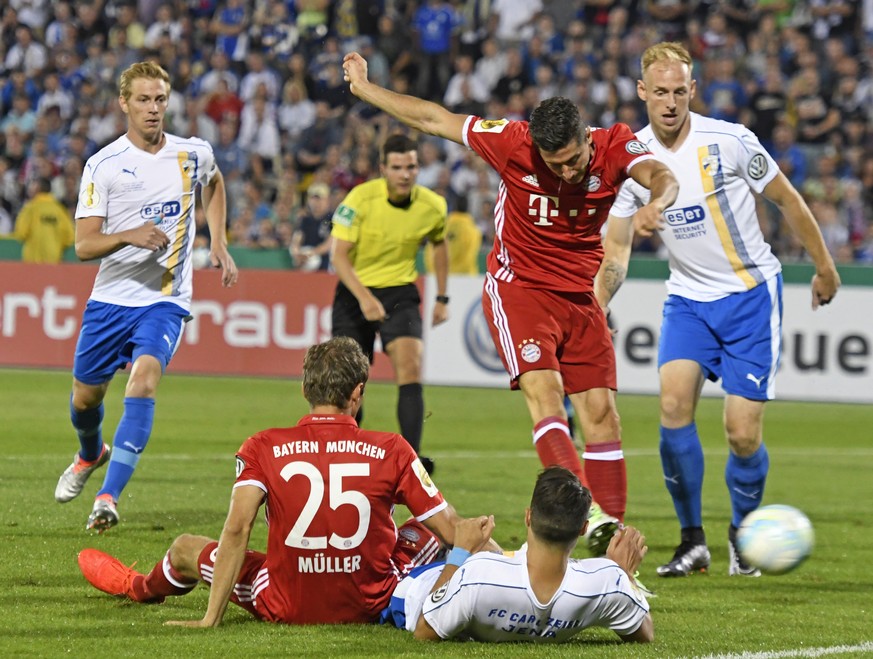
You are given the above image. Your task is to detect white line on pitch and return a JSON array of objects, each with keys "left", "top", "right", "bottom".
[{"left": 692, "top": 640, "right": 873, "bottom": 659}]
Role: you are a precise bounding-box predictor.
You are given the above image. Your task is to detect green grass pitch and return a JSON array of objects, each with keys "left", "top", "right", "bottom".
[{"left": 2, "top": 368, "right": 872, "bottom": 658}]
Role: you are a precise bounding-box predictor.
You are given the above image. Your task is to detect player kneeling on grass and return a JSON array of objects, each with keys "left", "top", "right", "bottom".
[
  {"left": 383, "top": 466, "right": 653, "bottom": 643},
  {"left": 77, "top": 337, "right": 496, "bottom": 627}
]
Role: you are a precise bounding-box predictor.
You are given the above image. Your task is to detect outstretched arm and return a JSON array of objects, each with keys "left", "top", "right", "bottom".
[
  {"left": 343, "top": 52, "right": 468, "bottom": 145},
  {"left": 763, "top": 171, "right": 840, "bottom": 309}
]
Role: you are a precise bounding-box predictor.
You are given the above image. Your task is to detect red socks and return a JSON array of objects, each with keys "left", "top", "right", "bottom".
[
  {"left": 131, "top": 552, "right": 198, "bottom": 602},
  {"left": 532, "top": 417, "right": 589, "bottom": 487},
  {"left": 583, "top": 440, "right": 627, "bottom": 523}
]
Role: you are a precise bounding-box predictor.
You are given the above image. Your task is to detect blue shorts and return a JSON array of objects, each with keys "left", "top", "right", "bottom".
[
  {"left": 658, "top": 275, "right": 783, "bottom": 401},
  {"left": 73, "top": 301, "right": 189, "bottom": 385}
]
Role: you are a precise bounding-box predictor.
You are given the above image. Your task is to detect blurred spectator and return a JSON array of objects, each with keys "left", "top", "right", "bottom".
[
  {"left": 144, "top": 4, "right": 183, "bottom": 50},
  {"left": 492, "top": 47, "right": 529, "bottom": 103},
  {"left": 444, "top": 54, "right": 490, "bottom": 115},
  {"left": 210, "top": 0, "right": 248, "bottom": 61},
  {"left": 13, "top": 177, "right": 74, "bottom": 263},
  {"left": 290, "top": 182, "right": 333, "bottom": 271},
  {"left": 701, "top": 58, "right": 747, "bottom": 122},
  {"left": 45, "top": 2, "right": 76, "bottom": 49},
  {"left": 4, "top": 24, "right": 48, "bottom": 77},
  {"left": 492, "top": 0, "right": 543, "bottom": 44},
  {"left": 376, "top": 13, "right": 416, "bottom": 82},
  {"left": 769, "top": 122, "right": 808, "bottom": 189},
  {"left": 239, "top": 50, "right": 281, "bottom": 103},
  {"left": 237, "top": 92, "right": 281, "bottom": 185},
  {"left": 645, "top": 0, "right": 693, "bottom": 41},
  {"left": 277, "top": 80, "right": 316, "bottom": 145},
  {"left": 412, "top": 0, "right": 461, "bottom": 101},
  {"left": 2, "top": 95, "right": 37, "bottom": 139},
  {"left": 204, "top": 77, "right": 244, "bottom": 126},
  {"left": 294, "top": 101, "right": 343, "bottom": 175}
]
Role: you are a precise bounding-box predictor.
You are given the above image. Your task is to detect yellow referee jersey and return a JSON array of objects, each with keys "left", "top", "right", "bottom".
[{"left": 331, "top": 178, "right": 447, "bottom": 288}]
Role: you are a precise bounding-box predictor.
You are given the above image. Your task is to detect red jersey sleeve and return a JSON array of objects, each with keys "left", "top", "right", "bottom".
[
  {"left": 463, "top": 117, "right": 529, "bottom": 176},
  {"left": 235, "top": 433, "right": 267, "bottom": 493},
  {"left": 596, "top": 123, "right": 655, "bottom": 182},
  {"left": 391, "top": 441, "right": 447, "bottom": 520}
]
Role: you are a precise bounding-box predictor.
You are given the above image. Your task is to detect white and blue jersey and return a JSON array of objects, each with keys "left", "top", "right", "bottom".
[
  {"left": 389, "top": 552, "right": 649, "bottom": 642},
  {"left": 612, "top": 113, "right": 782, "bottom": 302},
  {"left": 611, "top": 114, "right": 785, "bottom": 399},
  {"left": 76, "top": 133, "right": 218, "bottom": 311}
]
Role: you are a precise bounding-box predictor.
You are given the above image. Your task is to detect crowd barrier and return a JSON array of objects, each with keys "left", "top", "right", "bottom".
[{"left": 1, "top": 260, "right": 870, "bottom": 402}]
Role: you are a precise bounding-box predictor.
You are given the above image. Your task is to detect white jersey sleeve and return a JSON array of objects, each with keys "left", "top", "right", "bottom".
[
  {"left": 77, "top": 134, "right": 217, "bottom": 310},
  {"left": 615, "top": 114, "right": 782, "bottom": 301}
]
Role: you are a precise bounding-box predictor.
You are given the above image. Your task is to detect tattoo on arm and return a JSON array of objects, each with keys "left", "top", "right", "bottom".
[{"left": 602, "top": 262, "right": 627, "bottom": 300}]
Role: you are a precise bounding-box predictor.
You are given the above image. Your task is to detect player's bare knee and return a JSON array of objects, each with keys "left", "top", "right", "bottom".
[
  {"left": 660, "top": 392, "right": 693, "bottom": 426},
  {"left": 169, "top": 534, "right": 210, "bottom": 576}
]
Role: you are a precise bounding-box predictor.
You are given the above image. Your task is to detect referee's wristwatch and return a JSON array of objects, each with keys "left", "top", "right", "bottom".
[{"left": 435, "top": 295, "right": 450, "bottom": 304}]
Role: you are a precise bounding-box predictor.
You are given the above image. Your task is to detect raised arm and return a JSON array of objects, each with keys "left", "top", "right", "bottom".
[
  {"left": 343, "top": 52, "right": 468, "bottom": 145},
  {"left": 762, "top": 171, "right": 840, "bottom": 309}
]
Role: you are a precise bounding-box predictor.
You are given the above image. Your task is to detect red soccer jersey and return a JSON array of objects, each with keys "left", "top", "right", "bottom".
[
  {"left": 464, "top": 118, "right": 654, "bottom": 292},
  {"left": 234, "top": 414, "right": 446, "bottom": 624}
]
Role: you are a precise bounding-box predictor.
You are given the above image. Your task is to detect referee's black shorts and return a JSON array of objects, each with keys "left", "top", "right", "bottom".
[{"left": 331, "top": 282, "right": 423, "bottom": 362}]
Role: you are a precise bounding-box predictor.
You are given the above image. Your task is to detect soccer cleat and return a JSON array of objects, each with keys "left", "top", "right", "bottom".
[
  {"left": 77, "top": 548, "right": 159, "bottom": 602},
  {"left": 55, "top": 444, "right": 111, "bottom": 503},
  {"left": 584, "top": 502, "right": 620, "bottom": 556},
  {"left": 86, "top": 495, "right": 119, "bottom": 534},
  {"left": 632, "top": 571, "right": 656, "bottom": 598},
  {"left": 728, "top": 525, "right": 761, "bottom": 577},
  {"left": 656, "top": 541, "right": 711, "bottom": 577}
]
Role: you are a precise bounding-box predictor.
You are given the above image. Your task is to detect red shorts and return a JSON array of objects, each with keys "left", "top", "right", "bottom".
[
  {"left": 482, "top": 275, "right": 616, "bottom": 393},
  {"left": 196, "top": 519, "right": 440, "bottom": 623}
]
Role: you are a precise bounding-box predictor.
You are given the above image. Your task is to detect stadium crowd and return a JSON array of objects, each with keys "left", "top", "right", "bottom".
[{"left": 2, "top": 0, "right": 873, "bottom": 265}]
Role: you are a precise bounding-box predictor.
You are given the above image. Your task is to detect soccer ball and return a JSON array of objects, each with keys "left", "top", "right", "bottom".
[{"left": 736, "top": 504, "right": 814, "bottom": 575}]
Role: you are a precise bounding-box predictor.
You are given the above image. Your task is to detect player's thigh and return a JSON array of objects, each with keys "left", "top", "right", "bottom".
[
  {"left": 560, "top": 298, "right": 616, "bottom": 394},
  {"left": 331, "top": 285, "right": 377, "bottom": 361},
  {"left": 385, "top": 336, "right": 423, "bottom": 384},
  {"left": 73, "top": 301, "right": 138, "bottom": 385},
  {"left": 127, "top": 302, "right": 189, "bottom": 372},
  {"left": 712, "top": 277, "right": 782, "bottom": 402},
  {"left": 658, "top": 294, "right": 722, "bottom": 382},
  {"left": 481, "top": 276, "right": 561, "bottom": 387},
  {"left": 196, "top": 541, "right": 268, "bottom": 619},
  {"left": 659, "top": 359, "right": 706, "bottom": 426},
  {"left": 377, "top": 284, "right": 423, "bottom": 347}
]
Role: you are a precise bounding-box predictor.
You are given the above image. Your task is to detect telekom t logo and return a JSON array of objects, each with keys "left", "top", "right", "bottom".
[{"left": 528, "top": 193, "right": 580, "bottom": 226}]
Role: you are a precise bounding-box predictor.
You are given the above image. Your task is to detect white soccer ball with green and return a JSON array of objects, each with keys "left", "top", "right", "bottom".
[{"left": 737, "top": 504, "right": 814, "bottom": 575}]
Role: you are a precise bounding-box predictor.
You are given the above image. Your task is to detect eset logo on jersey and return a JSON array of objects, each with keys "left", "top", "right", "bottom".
[
  {"left": 141, "top": 201, "right": 182, "bottom": 222},
  {"left": 664, "top": 205, "right": 706, "bottom": 226}
]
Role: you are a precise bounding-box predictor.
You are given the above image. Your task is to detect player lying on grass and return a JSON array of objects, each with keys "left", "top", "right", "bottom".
[
  {"left": 383, "top": 466, "right": 653, "bottom": 643},
  {"left": 77, "top": 337, "right": 497, "bottom": 627}
]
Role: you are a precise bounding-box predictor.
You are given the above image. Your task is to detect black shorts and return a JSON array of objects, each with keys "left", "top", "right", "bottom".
[{"left": 331, "top": 283, "right": 422, "bottom": 362}]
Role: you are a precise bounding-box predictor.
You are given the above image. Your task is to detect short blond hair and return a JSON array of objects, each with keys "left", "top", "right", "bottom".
[
  {"left": 641, "top": 42, "right": 693, "bottom": 76},
  {"left": 119, "top": 61, "right": 171, "bottom": 100}
]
